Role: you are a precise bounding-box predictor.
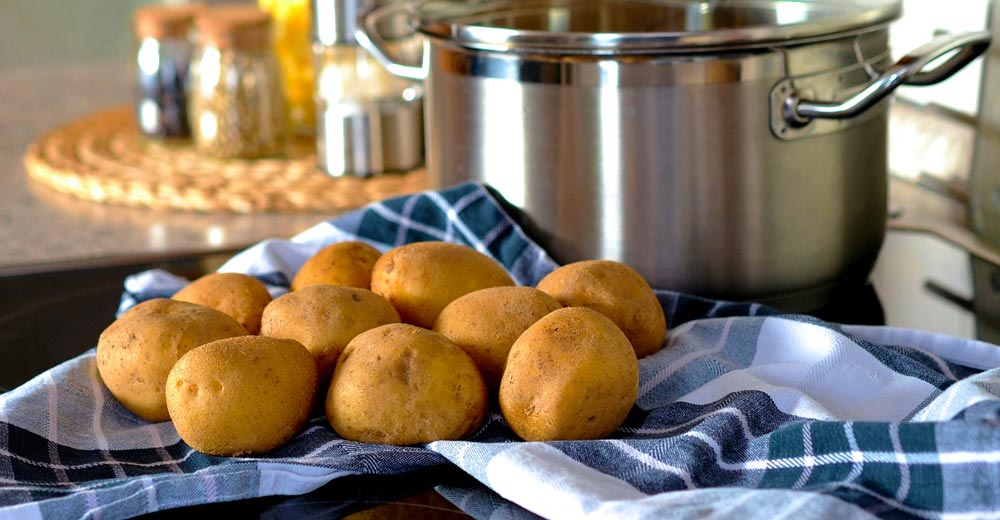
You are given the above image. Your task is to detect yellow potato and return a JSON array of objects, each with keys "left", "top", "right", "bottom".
[
  {"left": 536, "top": 260, "right": 666, "bottom": 358},
  {"left": 96, "top": 299, "right": 249, "bottom": 422},
  {"left": 260, "top": 284, "right": 401, "bottom": 382},
  {"left": 370, "top": 241, "right": 515, "bottom": 328},
  {"left": 166, "top": 336, "right": 318, "bottom": 456},
  {"left": 327, "top": 323, "right": 487, "bottom": 445},
  {"left": 433, "top": 286, "right": 561, "bottom": 391},
  {"left": 499, "top": 307, "right": 639, "bottom": 441},
  {"left": 292, "top": 241, "right": 382, "bottom": 291},
  {"left": 172, "top": 272, "right": 272, "bottom": 334}
]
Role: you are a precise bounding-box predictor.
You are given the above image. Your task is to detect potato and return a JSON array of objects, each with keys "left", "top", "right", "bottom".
[
  {"left": 166, "top": 336, "right": 318, "bottom": 456},
  {"left": 327, "top": 323, "right": 487, "bottom": 445},
  {"left": 536, "top": 260, "right": 666, "bottom": 358},
  {"left": 172, "top": 272, "right": 272, "bottom": 334},
  {"left": 499, "top": 307, "right": 639, "bottom": 441},
  {"left": 433, "top": 286, "right": 561, "bottom": 391},
  {"left": 260, "top": 284, "right": 401, "bottom": 382},
  {"left": 96, "top": 299, "right": 249, "bottom": 422},
  {"left": 292, "top": 241, "right": 382, "bottom": 291},
  {"left": 370, "top": 241, "right": 515, "bottom": 328}
]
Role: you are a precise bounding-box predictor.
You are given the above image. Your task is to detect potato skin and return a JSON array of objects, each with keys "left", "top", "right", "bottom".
[
  {"left": 536, "top": 260, "right": 666, "bottom": 358},
  {"left": 292, "top": 241, "right": 382, "bottom": 291},
  {"left": 433, "top": 286, "right": 561, "bottom": 391},
  {"left": 172, "top": 272, "right": 272, "bottom": 334},
  {"left": 327, "top": 323, "right": 488, "bottom": 445},
  {"left": 261, "top": 284, "right": 401, "bottom": 382},
  {"left": 370, "top": 241, "right": 515, "bottom": 328},
  {"left": 166, "top": 336, "right": 318, "bottom": 456},
  {"left": 499, "top": 307, "right": 639, "bottom": 441},
  {"left": 96, "top": 299, "right": 249, "bottom": 422}
]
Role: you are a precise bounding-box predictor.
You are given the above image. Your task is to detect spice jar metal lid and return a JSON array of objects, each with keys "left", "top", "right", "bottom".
[
  {"left": 413, "top": 0, "right": 902, "bottom": 54},
  {"left": 134, "top": 3, "right": 205, "bottom": 39},
  {"left": 196, "top": 5, "right": 273, "bottom": 50}
]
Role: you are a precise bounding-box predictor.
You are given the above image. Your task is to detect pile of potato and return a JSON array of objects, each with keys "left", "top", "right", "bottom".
[{"left": 96, "top": 240, "right": 666, "bottom": 456}]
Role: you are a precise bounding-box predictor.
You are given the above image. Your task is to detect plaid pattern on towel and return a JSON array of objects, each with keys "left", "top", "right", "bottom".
[{"left": 3, "top": 182, "right": 1000, "bottom": 520}]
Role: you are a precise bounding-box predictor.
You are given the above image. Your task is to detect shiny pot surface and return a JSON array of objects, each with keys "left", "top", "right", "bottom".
[{"left": 359, "top": 0, "right": 990, "bottom": 310}]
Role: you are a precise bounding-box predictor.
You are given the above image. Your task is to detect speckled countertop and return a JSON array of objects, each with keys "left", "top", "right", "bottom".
[{"left": 0, "top": 60, "right": 341, "bottom": 276}]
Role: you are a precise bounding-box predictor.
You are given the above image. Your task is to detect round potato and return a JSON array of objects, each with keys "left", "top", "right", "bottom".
[
  {"left": 370, "top": 241, "right": 515, "bottom": 328},
  {"left": 166, "top": 336, "right": 318, "bottom": 456},
  {"left": 172, "top": 272, "right": 272, "bottom": 334},
  {"left": 96, "top": 299, "right": 249, "bottom": 422},
  {"left": 292, "top": 241, "right": 382, "bottom": 291},
  {"left": 536, "top": 260, "right": 666, "bottom": 358},
  {"left": 433, "top": 286, "right": 561, "bottom": 391},
  {"left": 327, "top": 323, "right": 487, "bottom": 445},
  {"left": 499, "top": 307, "right": 639, "bottom": 441},
  {"left": 261, "top": 284, "right": 401, "bottom": 382}
]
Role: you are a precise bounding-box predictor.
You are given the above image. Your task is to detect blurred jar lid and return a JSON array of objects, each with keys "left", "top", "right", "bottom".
[
  {"left": 134, "top": 3, "right": 206, "bottom": 39},
  {"left": 196, "top": 5, "right": 273, "bottom": 50}
]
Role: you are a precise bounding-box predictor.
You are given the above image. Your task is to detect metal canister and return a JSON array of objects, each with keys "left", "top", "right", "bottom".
[
  {"left": 133, "top": 3, "right": 204, "bottom": 138},
  {"left": 312, "top": 0, "right": 423, "bottom": 177}
]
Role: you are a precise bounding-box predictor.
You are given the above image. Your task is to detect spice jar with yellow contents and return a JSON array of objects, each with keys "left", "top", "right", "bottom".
[{"left": 189, "top": 6, "right": 288, "bottom": 158}]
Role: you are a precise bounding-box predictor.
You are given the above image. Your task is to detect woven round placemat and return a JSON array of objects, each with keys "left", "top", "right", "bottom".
[{"left": 24, "top": 106, "right": 428, "bottom": 213}]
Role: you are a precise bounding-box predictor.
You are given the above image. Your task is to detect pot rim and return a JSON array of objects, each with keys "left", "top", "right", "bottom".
[{"left": 412, "top": 0, "right": 902, "bottom": 54}]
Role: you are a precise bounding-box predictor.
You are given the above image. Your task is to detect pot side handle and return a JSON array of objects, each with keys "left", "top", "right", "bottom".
[
  {"left": 783, "top": 31, "right": 991, "bottom": 127},
  {"left": 355, "top": 3, "right": 428, "bottom": 81}
]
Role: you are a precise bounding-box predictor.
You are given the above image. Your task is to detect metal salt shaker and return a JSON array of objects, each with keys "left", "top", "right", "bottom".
[{"left": 312, "top": 0, "right": 423, "bottom": 177}]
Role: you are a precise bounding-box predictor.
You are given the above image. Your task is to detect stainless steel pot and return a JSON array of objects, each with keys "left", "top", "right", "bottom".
[{"left": 358, "top": 0, "right": 990, "bottom": 310}]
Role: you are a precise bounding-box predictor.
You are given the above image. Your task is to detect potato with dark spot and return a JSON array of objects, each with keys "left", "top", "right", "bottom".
[
  {"left": 536, "top": 260, "right": 666, "bottom": 358},
  {"left": 327, "top": 323, "right": 487, "bottom": 445},
  {"left": 172, "top": 272, "right": 272, "bottom": 334},
  {"left": 292, "top": 241, "right": 382, "bottom": 291},
  {"left": 370, "top": 242, "right": 515, "bottom": 328},
  {"left": 499, "top": 307, "right": 639, "bottom": 441},
  {"left": 166, "top": 336, "right": 318, "bottom": 456},
  {"left": 260, "top": 284, "right": 401, "bottom": 382},
  {"left": 96, "top": 299, "right": 249, "bottom": 422},
  {"left": 433, "top": 286, "right": 561, "bottom": 391}
]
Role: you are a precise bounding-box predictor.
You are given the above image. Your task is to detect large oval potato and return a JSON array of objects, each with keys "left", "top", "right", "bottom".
[
  {"left": 327, "top": 323, "right": 487, "bottom": 445},
  {"left": 536, "top": 260, "right": 666, "bottom": 358},
  {"left": 172, "top": 272, "right": 272, "bottom": 334},
  {"left": 499, "top": 307, "right": 639, "bottom": 441},
  {"left": 292, "top": 241, "right": 382, "bottom": 291},
  {"left": 433, "top": 286, "right": 561, "bottom": 391},
  {"left": 261, "top": 284, "right": 401, "bottom": 382},
  {"left": 96, "top": 299, "right": 249, "bottom": 422},
  {"left": 166, "top": 336, "right": 318, "bottom": 456},
  {"left": 370, "top": 242, "right": 514, "bottom": 328}
]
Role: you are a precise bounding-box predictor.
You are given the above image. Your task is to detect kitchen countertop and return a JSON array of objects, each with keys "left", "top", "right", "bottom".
[{"left": 0, "top": 60, "right": 342, "bottom": 277}]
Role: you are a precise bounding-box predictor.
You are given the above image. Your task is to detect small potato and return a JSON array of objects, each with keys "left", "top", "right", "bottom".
[
  {"left": 327, "top": 323, "right": 487, "bottom": 445},
  {"left": 433, "top": 286, "right": 561, "bottom": 391},
  {"left": 499, "top": 307, "right": 639, "bottom": 441},
  {"left": 536, "top": 260, "right": 666, "bottom": 358},
  {"left": 261, "top": 284, "right": 401, "bottom": 382},
  {"left": 292, "top": 241, "right": 382, "bottom": 291},
  {"left": 172, "top": 272, "right": 272, "bottom": 334},
  {"left": 96, "top": 299, "right": 249, "bottom": 422},
  {"left": 166, "top": 336, "right": 318, "bottom": 456},
  {"left": 371, "top": 241, "right": 514, "bottom": 328}
]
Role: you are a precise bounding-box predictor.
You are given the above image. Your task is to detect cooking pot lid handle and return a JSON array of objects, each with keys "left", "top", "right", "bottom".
[
  {"left": 782, "top": 30, "right": 991, "bottom": 127},
  {"left": 355, "top": 3, "right": 428, "bottom": 81}
]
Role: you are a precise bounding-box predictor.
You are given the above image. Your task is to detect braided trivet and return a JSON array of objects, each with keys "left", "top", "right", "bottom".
[{"left": 24, "top": 106, "right": 427, "bottom": 213}]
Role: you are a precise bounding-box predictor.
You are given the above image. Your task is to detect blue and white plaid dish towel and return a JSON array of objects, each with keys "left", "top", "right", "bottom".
[{"left": 4, "top": 182, "right": 1000, "bottom": 520}]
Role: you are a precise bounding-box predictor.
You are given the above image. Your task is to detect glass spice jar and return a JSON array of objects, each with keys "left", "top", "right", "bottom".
[
  {"left": 189, "top": 6, "right": 288, "bottom": 159},
  {"left": 133, "top": 3, "right": 204, "bottom": 138},
  {"left": 259, "top": 0, "right": 316, "bottom": 136}
]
